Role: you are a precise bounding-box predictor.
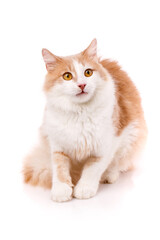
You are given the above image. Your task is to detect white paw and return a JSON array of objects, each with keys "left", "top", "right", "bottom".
[
  {"left": 73, "top": 181, "right": 98, "bottom": 199},
  {"left": 101, "top": 171, "right": 119, "bottom": 184},
  {"left": 51, "top": 182, "right": 72, "bottom": 202}
]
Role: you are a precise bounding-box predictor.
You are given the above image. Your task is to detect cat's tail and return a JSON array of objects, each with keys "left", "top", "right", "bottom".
[{"left": 23, "top": 133, "right": 52, "bottom": 189}]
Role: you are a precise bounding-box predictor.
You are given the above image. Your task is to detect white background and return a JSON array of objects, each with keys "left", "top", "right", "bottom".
[{"left": 0, "top": 0, "right": 160, "bottom": 239}]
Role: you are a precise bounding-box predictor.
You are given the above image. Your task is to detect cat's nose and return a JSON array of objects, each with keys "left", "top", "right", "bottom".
[{"left": 78, "top": 84, "right": 86, "bottom": 91}]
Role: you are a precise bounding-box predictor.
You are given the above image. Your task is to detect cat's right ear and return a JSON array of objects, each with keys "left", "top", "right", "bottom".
[
  {"left": 42, "top": 49, "right": 61, "bottom": 71},
  {"left": 82, "top": 39, "right": 97, "bottom": 59}
]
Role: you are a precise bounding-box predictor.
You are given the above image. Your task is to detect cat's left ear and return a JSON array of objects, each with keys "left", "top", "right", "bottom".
[{"left": 83, "top": 39, "right": 97, "bottom": 59}]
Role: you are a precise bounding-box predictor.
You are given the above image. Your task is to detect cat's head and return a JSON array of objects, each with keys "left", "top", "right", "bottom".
[{"left": 42, "top": 39, "right": 107, "bottom": 106}]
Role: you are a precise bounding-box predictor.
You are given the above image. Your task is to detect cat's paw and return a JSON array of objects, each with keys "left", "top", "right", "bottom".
[
  {"left": 51, "top": 182, "right": 72, "bottom": 202},
  {"left": 101, "top": 171, "right": 119, "bottom": 184},
  {"left": 73, "top": 181, "right": 98, "bottom": 199}
]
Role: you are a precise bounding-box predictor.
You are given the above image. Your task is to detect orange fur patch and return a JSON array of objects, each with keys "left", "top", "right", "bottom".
[
  {"left": 84, "top": 157, "right": 100, "bottom": 168},
  {"left": 53, "top": 152, "right": 73, "bottom": 187},
  {"left": 75, "top": 54, "right": 108, "bottom": 80},
  {"left": 100, "top": 59, "right": 146, "bottom": 135},
  {"left": 23, "top": 164, "right": 52, "bottom": 189},
  {"left": 69, "top": 157, "right": 100, "bottom": 186},
  {"left": 43, "top": 57, "right": 78, "bottom": 91}
]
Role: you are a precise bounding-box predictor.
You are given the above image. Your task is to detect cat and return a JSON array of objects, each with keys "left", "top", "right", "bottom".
[{"left": 23, "top": 39, "right": 147, "bottom": 202}]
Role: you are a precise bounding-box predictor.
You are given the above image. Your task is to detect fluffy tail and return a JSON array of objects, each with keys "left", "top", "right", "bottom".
[{"left": 23, "top": 134, "right": 52, "bottom": 189}]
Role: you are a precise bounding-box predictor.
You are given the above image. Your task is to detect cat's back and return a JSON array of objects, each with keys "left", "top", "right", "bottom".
[{"left": 101, "top": 59, "right": 146, "bottom": 135}]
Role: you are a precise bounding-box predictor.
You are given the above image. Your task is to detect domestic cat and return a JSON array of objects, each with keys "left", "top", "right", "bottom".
[{"left": 23, "top": 39, "right": 147, "bottom": 202}]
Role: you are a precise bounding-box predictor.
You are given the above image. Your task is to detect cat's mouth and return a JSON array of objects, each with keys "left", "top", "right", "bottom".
[{"left": 76, "top": 91, "right": 88, "bottom": 96}]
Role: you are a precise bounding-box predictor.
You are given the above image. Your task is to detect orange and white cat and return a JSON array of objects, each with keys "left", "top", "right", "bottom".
[{"left": 23, "top": 39, "right": 147, "bottom": 202}]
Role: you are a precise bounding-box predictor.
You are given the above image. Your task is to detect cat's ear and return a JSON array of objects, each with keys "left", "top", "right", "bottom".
[
  {"left": 42, "top": 48, "right": 61, "bottom": 71},
  {"left": 83, "top": 39, "right": 97, "bottom": 59}
]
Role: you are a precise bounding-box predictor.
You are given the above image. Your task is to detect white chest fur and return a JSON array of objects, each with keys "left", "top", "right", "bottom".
[{"left": 43, "top": 102, "right": 115, "bottom": 162}]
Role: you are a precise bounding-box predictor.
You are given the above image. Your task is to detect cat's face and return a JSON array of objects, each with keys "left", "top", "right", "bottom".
[{"left": 42, "top": 39, "right": 107, "bottom": 105}]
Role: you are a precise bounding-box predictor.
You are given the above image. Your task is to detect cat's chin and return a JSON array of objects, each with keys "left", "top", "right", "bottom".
[{"left": 72, "top": 92, "right": 93, "bottom": 104}]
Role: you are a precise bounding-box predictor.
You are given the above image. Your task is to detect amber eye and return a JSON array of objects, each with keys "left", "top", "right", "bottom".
[
  {"left": 63, "top": 72, "right": 73, "bottom": 81},
  {"left": 84, "top": 69, "right": 93, "bottom": 77}
]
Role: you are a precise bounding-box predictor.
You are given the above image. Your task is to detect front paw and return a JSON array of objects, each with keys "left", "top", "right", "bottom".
[
  {"left": 51, "top": 182, "right": 73, "bottom": 202},
  {"left": 73, "top": 181, "right": 98, "bottom": 199}
]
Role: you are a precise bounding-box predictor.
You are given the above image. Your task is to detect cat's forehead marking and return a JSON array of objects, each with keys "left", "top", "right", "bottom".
[
  {"left": 73, "top": 60, "right": 83, "bottom": 75},
  {"left": 73, "top": 60, "right": 85, "bottom": 83},
  {"left": 73, "top": 60, "right": 91, "bottom": 74}
]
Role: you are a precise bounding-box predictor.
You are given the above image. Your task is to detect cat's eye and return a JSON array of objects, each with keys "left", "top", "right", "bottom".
[
  {"left": 84, "top": 69, "right": 93, "bottom": 77},
  {"left": 63, "top": 72, "right": 73, "bottom": 81}
]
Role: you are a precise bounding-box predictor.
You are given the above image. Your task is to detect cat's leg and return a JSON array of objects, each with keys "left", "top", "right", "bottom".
[
  {"left": 101, "top": 149, "right": 135, "bottom": 184},
  {"left": 51, "top": 152, "right": 73, "bottom": 202},
  {"left": 100, "top": 143, "right": 135, "bottom": 184},
  {"left": 101, "top": 121, "right": 147, "bottom": 184},
  {"left": 100, "top": 158, "right": 120, "bottom": 184},
  {"left": 73, "top": 157, "right": 108, "bottom": 199},
  {"left": 100, "top": 128, "right": 145, "bottom": 184}
]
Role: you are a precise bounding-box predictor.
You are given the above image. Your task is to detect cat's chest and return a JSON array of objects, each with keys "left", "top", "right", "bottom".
[{"left": 44, "top": 108, "right": 110, "bottom": 160}]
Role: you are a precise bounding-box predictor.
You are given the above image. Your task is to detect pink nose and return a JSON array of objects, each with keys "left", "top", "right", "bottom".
[{"left": 78, "top": 84, "right": 86, "bottom": 91}]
